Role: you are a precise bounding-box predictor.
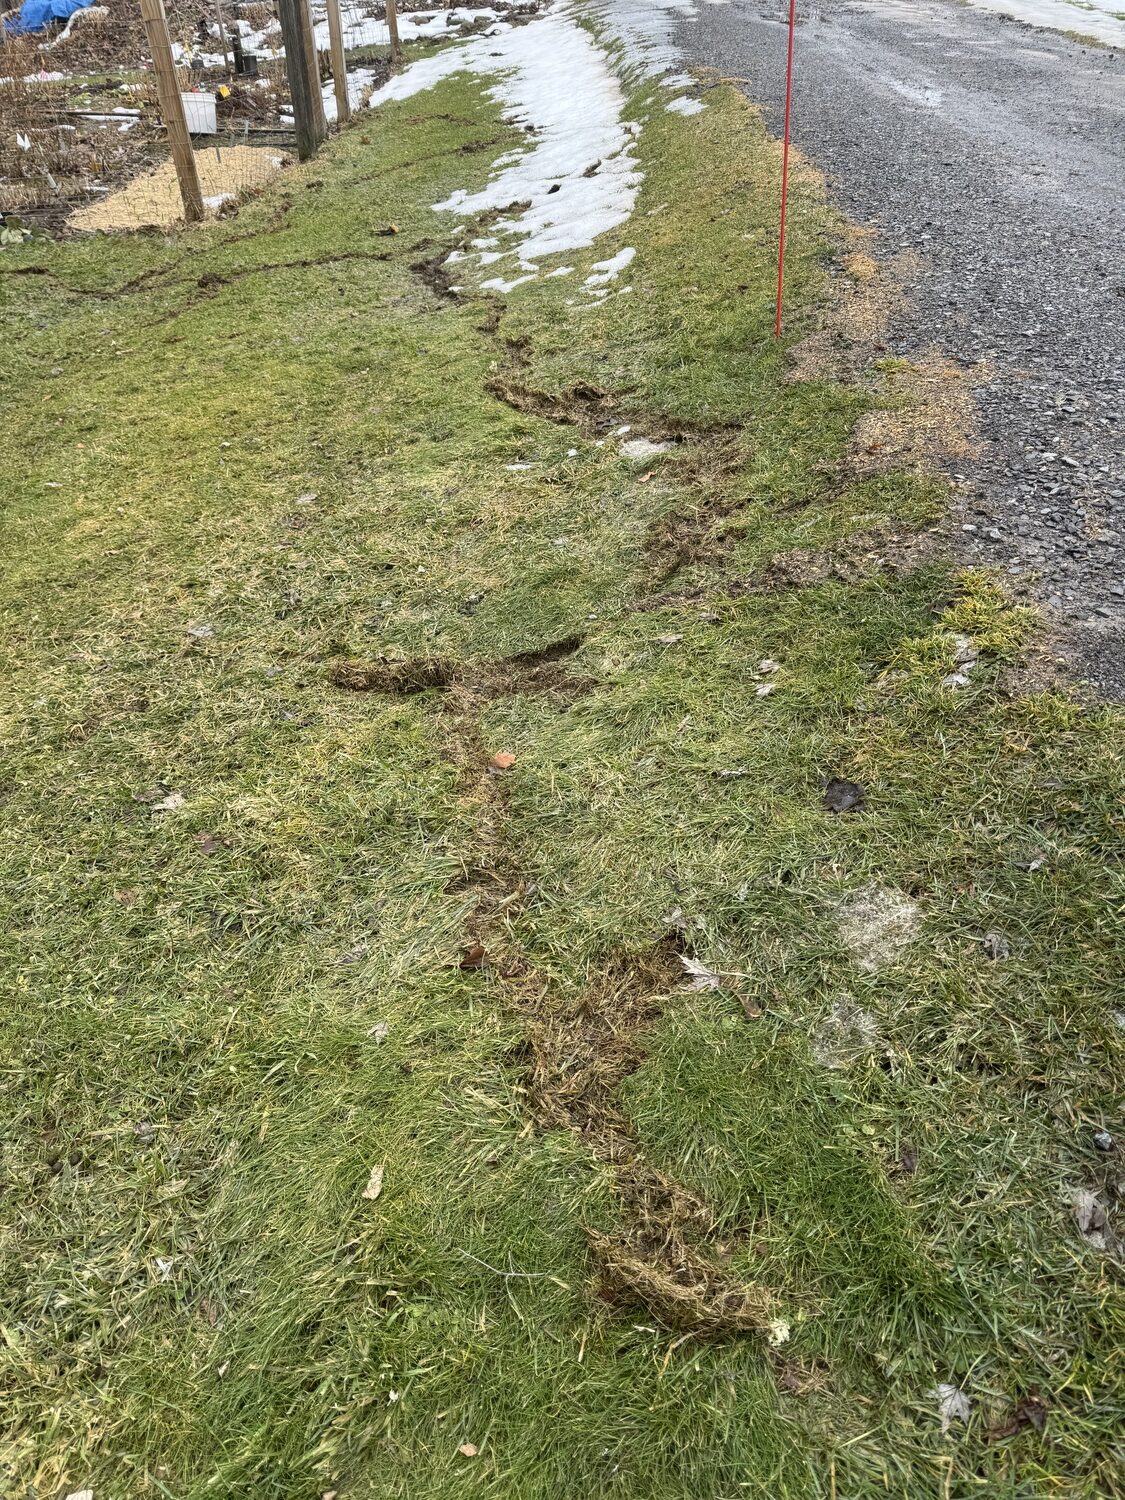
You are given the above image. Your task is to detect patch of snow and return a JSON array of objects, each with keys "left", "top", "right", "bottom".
[
  {"left": 482, "top": 272, "right": 539, "bottom": 292},
  {"left": 964, "top": 0, "right": 1125, "bottom": 48},
  {"left": 665, "top": 94, "right": 704, "bottom": 114},
  {"left": 368, "top": 8, "right": 642, "bottom": 280},
  {"left": 584, "top": 245, "right": 635, "bottom": 283}
]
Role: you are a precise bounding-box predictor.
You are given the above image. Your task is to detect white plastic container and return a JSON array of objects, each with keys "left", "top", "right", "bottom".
[{"left": 181, "top": 91, "right": 217, "bottom": 135}]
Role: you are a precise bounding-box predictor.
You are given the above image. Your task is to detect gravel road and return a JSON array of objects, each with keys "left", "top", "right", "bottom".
[{"left": 681, "top": 0, "right": 1125, "bottom": 695}]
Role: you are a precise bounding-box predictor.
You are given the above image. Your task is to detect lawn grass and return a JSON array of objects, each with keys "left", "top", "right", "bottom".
[{"left": 1, "top": 29, "right": 1122, "bottom": 1500}]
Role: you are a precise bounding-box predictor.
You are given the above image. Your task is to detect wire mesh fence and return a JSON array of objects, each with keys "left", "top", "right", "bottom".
[{"left": 2, "top": 1, "right": 528, "bottom": 237}]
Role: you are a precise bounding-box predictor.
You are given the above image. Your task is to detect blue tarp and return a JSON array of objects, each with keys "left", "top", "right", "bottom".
[{"left": 4, "top": 0, "right": 96, "bottom": 35}]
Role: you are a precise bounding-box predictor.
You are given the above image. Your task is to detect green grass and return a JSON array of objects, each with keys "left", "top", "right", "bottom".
[{"left": 1, "top": 35, "right": 1122, "bottom": 1500}]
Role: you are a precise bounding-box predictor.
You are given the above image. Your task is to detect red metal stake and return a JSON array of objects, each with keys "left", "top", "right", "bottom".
[{"left": 775, "top": 0, "right": 798, "bottom": 337}]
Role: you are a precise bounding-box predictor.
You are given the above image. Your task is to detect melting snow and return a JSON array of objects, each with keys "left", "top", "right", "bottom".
[
  {"left": 963, "top": 0, "right": 1125, "bottom": 47},
  {"left": 369, "top": 6, "right": 642, "bottom": 274},
  {"left": 584, "top": 246, "right": 636, "bottom": 283},
  {"left": 363, "top": 0, "right": 716, "bottom": 292}
]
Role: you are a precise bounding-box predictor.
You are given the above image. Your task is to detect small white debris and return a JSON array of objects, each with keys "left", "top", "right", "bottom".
[
  {"left": 655, "top": 633, "right": 682, "bottom": 646},
  {"left": 361, "top": 1163, "right": 385, "bottom": 1201},
  {"left": 369, "top": 1022, "right": 390, "bottom": 1043},
  {"left": 755, "top": 683, "right": 776, "bottom": 698},
  {"left": 187, "top": 623, "right": 215, "bottom": 639},
  {"left": 766, "top": 1317, "right": 790, "bottom": 1347},
  {"left": 758, "top": 658, "right": 779, "bottom": 673}
]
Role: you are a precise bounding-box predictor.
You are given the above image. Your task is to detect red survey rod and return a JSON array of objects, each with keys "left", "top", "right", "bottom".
[{"left": 775, "top": 0, "right": 798, "bottom": 337}]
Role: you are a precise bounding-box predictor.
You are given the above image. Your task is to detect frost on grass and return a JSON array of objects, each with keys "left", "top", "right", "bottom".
[
  {"left": 811, "top": 997, "right": 879, "bottom": 1069},
  {"left": 835, "top": 885, "right": 921, "bottom": 972}
]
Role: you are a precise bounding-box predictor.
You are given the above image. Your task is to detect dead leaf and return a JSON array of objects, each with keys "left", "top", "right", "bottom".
[
  {"left": 361, "top": 1164, "right": 385, "bottom": 1201},
  {"left": 679, "top": 955, "right": 723, "bottom": 991},
  {"left": 894, "top": 1145, "right": 919, "bottom": 1176},
  {"left": 929, "top": 1382, "right": 971, "bottom": 1434},
  {"left": 489, "top": 751, "right": 516, "bottom": 770},
  {"left": 335, "top": 941, "right": 370, "bottom": 966},
  {"left": 822, "top": 777, "right": 865, "bottom": 814},
  {"left": 739, "top": 996, "right": 762, "bottom": 1020},
  {"left": 187, "top": 623, "right": 214, "bottom": 639},
  {"left": 755, "top": 682, "right": 776, "bottom": 698},
  {"left": 981, "top": 931, "right": 1010, "bottom": 961},
  {"left": 458, "top": 1443, "right": 478, "bottom": 1458},
  {"left": 655, "top": 634, "right": 683, "bottom": 646},
  {"left": 460, "top": 944, "right": 487, "bottom": 970},
  {"left": 114, "top": 888, "right": 137, "bottom": 906},
  {"left": 194, "top": 832, "right": 220, "bottom": 855},
  {"left": 369, "top": 1022, "right": 390, "bottom": 1043},
  {"left": 660, "top": 906, "right": 689, "bottom": 932},
  {"left": 986, "top": 1394, "right": 1048, "bottom": 1442},
  {"left": 1069, "top": 1186, "right": 1113, "bottom": 1250},
  {"left": 151, "top": 791, "right": 185, "bottom": 813}
]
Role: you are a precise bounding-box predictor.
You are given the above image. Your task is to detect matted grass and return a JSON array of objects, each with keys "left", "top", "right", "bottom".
[{"left": 0, "top": 35, "right": 1122, "bottom": 1500}]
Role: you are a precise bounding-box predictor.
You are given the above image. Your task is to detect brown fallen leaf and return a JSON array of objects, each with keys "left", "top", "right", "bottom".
[
  {"left": 194, "top": 832, "right": 220, "bottom": 855},
  {"left": 114, "top": 888, "right": 137, "bottom": 906},
  {"left": 739, "top": 996, "right": 762, "bottom": 1020},
  {"left": 361, "top": 1164, "right": 384, "bottom": 1201},
  {"left": 458, "top": 1443, "right": 478, "bottom": 1458},
  {"left": 986, "top": 1394, "right": 1048, "bottom": 1442},
  {"left": 489, "top": 751, "right": 516, "bottom": 770},
  {"left": 460, "top": 944, "right": 487, "bottom": 970}
]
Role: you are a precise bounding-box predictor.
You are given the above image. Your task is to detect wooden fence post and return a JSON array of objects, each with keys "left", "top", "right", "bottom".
[
  {"left": 214, "top": 0, "right": 233, "bottom": 73},
  {"left": 325, "top": 0, "right": 350, "bottom": 124},
  {"left": 385, "top": 0, "right": 402, "bottom": 65},
  {"left": 138, "top": 0, "right": 204, "bottom": 223},
  {"left": 278, "top": 0, "right": 328, "bottom": 160}
]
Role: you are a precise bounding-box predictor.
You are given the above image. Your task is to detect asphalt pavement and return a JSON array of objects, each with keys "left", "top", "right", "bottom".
[{"left": 681, "top": 0, "right": 1125, "bottom": 695}]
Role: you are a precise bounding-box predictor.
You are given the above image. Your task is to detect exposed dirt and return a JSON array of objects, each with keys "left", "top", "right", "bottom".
[
  {"left": 338, "top": 634, "right": 776, "bottom": 1334},
  {"left": 328, "top": 639, "right": 596, "bottom": 703}
]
